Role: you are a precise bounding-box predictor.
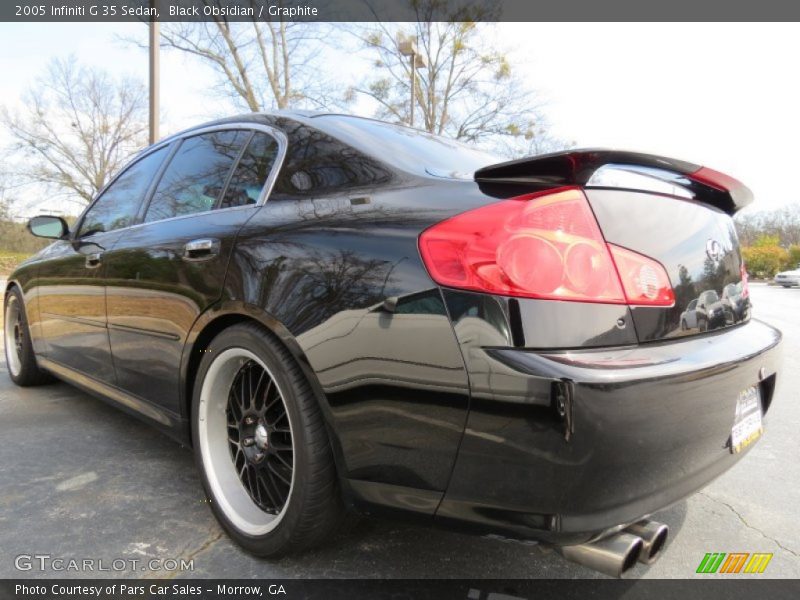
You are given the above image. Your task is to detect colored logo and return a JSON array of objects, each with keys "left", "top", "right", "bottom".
[{"left": 696, "top": 552, "right": 773, "bottom": 574}]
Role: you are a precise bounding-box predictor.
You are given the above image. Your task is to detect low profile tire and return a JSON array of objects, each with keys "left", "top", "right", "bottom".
[
  {"left": 4, "top": 286, "right": 53, "bottom": 386},
  {"left": 191, "top": 323, "right": 344, "bottom": 556}
]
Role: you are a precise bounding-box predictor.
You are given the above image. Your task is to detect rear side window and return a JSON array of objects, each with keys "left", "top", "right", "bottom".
[
  {"left": 144, "top": 130, "right": 248, "bottom": 223},
  {"left": 220, "top": 132, "right": 279, "bottom": 208},
  {"left": 78, "top": 147, "right": 168, "bottom": 237},
  {"left": 271, "top": 120, "right": 392, "bottom": 199}
]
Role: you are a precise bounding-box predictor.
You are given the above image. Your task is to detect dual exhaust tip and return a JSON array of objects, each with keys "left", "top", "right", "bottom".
[{"left": 558, "top": 520, "right": 669, "bottom": 578}]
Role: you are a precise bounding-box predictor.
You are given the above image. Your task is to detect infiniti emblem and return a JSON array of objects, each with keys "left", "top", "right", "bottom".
[{"left": 706, "top": 239, "right": 724, "bottom": 262}]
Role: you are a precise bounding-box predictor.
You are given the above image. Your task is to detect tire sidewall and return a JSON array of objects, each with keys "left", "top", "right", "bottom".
[
  {"left": 191, "top": 325, "right": 312, "bottom": 556},
  {"left": 4, "top": 287, "right": 35, "bottom": 385}
]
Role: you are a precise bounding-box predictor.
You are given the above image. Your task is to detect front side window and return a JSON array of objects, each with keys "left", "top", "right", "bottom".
[
  {"left": 220, "top": 132, "right": 279, "bottom": 208},
  {"left": 78, "top": 147, "right": 168, "bottom": 237},
  {"left": 144, "top": 130, "right": 249, "bottom": 223}
]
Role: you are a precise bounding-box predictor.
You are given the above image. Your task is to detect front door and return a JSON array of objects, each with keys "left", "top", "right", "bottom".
[
  {"left": 36, "top": 146, "right": 171, "bottom": 384},
  {"left": 103, "top": 127, "right": 281, "bottom": 414}
]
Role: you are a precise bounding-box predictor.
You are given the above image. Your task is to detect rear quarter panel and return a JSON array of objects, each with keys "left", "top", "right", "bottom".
[{"left": 223, "top": 181, "right": 480, "bottom": 497}]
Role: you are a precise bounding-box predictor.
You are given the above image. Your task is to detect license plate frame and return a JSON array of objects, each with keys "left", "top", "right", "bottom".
[{"left": 730, "top": 385, "right": 763, "bottom": 454}]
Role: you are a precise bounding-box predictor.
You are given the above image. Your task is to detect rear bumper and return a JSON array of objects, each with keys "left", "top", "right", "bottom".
[{"left": 435, "top": 319, "right": 782, "bottom": 544}]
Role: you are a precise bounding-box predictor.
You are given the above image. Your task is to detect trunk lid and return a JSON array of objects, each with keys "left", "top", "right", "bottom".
[
  {"left": 586, "top": 188, "right": 749, "bottom": 341},
  {"left": 474, "top": 149, "right": 752, "bottom": 343}
]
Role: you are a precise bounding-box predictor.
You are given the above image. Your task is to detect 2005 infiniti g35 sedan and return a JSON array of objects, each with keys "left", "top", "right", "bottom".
[{"left": 4, "top": 112, "right": 781, "bottom": 576}]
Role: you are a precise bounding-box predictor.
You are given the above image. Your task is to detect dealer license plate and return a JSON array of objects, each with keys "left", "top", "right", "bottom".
[{"left": 730, "top": 386, "right": 763, "bottom": 454}]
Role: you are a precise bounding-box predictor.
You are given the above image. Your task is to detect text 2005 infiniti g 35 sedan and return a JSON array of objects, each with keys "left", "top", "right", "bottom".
[{"left": 4, "top": 113, "right": 781, "bottom": 576}]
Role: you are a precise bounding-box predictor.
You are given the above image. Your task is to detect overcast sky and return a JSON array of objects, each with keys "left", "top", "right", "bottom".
[{"left": 1, "top": 22, "right": 798, "bottom": 217}]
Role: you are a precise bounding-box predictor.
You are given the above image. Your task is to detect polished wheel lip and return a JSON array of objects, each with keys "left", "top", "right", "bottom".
[
  {"left": 198, "top": 347, "right": 295, "bottom": 536},
  {"left": 4, "top": 295, "right": 23, "bottom": 377}
]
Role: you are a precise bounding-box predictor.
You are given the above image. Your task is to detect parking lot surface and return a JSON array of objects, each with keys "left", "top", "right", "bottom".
[{"left": 0, "top": 282, "right": 797, "bottom": 579}]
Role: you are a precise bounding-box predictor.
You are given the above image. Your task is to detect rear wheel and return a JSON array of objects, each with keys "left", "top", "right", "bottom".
[
  {"left": 192, "top": 323, "right": 344, "bottom": 556},
  {"left": 4, "top": 287, "right": 52, "bottom": 386}
]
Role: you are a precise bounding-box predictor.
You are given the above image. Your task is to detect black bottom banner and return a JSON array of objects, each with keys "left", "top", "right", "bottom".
[{"left": 2, "top": 579, "right": 799, "bottom": 600}]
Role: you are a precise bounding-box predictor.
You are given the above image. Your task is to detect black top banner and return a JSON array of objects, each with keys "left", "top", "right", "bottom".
[{"left": 4, "top": 0, "right": 800, "bottom": 22}]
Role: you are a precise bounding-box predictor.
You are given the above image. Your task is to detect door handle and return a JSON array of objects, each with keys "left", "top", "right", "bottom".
[
  {"left": 183, "top": 238, "right": 220, "bottom": 262},
  {"left": 85, "top": 252, "right": 103, "bottom": 269}
]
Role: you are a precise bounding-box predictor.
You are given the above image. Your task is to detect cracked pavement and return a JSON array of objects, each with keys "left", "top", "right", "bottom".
[{"left": 0, "top": 283, "right": 797, "bottom": 579}]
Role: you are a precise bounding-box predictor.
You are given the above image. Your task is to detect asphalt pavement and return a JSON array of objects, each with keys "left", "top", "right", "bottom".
[{"left": 0, "top": 282, "right": 797, "bottom": 579}]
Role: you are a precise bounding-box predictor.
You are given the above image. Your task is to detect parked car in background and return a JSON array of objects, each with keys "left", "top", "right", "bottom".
[
  {"left": 4, "top": 113, "right": 781, "bottom": 577},
  {"left": 722, "top": 281, "right": 749, "bottom": 324},
  {"left": 680, "top": 298, "right": 699, "bottom": 330},
  {"left": 774, "top": 264, "right": 800, "bottom": 287},
  {"left": 695, "top": 290, "right": 727, "bottom": 331}
]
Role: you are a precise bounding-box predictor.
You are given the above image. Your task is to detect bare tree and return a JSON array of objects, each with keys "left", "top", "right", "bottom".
[
  {"left": 735, "top": 204, "right": 800, "bottom": 247},
  {"left": 350, "top": 0, "right": 566, "bottom": 155},
  {"left": 156, "top": 10, "right": 340, "bottom": 111},
  {"left": 1, "top": 57, "right": 148, "bottom": 205}
]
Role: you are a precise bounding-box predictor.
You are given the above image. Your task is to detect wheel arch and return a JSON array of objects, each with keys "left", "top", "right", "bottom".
[
  {"left": 180, "top": 302, "right": 348, "bottom": 485},
  {"left": 4, "top": 278, "right": 21, "bottom": 297}
]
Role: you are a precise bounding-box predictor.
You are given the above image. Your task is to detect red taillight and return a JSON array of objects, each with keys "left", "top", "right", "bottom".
[
  {"left": 608, "top": 244, "right": 675, "bottom": 306},
  {"left": 419, "top": 187, "right": 674, "bottom": 306},
  {"left": 741, "top": 263, "right": 750, "bottom": 298}
]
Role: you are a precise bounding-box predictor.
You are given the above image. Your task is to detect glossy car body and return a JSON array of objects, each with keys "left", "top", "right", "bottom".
[{"left": 4, "top": 112, "right": 781, "bottom": 548}]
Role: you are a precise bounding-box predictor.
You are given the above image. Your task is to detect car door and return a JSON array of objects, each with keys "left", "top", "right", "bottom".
[
  {"left": 36, "top": 146, "right": 170, "bottom": 384},
  {"left": 102, "top": 125, "right": 284, "bottom": 414}
]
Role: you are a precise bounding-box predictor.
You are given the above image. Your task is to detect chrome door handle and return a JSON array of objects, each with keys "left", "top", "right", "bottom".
[
  {"left": 85, "top": 252, "right": 103, "bottom": 268},
  {"left": 183, "top": 238, "right": 220, "bottom": 262}
]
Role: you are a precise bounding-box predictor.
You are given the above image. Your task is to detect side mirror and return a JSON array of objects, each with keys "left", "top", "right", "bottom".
[{"left": 28, "top": 215, "right": 69, "bottom": 239}]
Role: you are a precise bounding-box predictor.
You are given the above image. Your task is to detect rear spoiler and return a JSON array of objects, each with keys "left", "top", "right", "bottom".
[{"left": 474, "top": 149, "right": 753, "bottom": 215}]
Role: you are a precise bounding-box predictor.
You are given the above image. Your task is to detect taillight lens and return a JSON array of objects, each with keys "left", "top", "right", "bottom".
[
  {"left": 419, "top": 187, "right": 674, "bottom": 306},
  {"left": 608, "top": 244, "right": 675, "bottom": 306},
  {"left": 741, "top": 263, "right": 750, "bottom": 298}
]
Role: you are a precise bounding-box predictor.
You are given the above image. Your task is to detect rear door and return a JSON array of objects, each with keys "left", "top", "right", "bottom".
[
  {"left": 102, "top": 125, "right": 283, "bottom": 414},
  {"left": 36, "top": 146, "right": 170, "bottom": 384}
]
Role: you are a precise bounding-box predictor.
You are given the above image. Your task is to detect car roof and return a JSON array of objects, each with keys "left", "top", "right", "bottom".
[{"left": 158, "top": 111, "right": 422, "bottom": 145}]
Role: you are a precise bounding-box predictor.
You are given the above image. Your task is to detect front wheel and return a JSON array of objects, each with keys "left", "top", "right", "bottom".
[
  {"left": 192, "top": 323, "right": 344, "bottom": 556},
  {"left": 4, "top": 286, "right": 53, "bottom": 386}
]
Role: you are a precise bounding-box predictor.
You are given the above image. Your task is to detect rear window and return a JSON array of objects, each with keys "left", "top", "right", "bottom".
[{"left": 310, "top": 115, "right": 501, "bottom": 179}]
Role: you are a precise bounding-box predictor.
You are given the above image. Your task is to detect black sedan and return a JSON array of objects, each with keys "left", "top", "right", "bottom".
[{"left": 3, "top": 112, "right": 781, "bottom": 577}]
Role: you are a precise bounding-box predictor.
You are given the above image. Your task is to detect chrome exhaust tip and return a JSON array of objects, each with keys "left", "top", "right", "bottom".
[
  {"left": 624, "top": 520, "right": 669, "bottom": 564},
  {"left": 558, "top": 532, "right": 643, "bottom": 578}
]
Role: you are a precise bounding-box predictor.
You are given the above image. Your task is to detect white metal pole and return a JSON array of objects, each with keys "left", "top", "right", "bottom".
[{"left": 149, "top": 14, "right": 160, "bottom": 145}]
